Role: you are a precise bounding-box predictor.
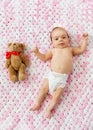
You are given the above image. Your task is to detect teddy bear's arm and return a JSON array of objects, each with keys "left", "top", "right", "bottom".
[
  {"left": 20, "top": 53, "right": 29, "bottom": 66},
  {"left": 5, "top": 59, "right": 11, "bottom": 68}
]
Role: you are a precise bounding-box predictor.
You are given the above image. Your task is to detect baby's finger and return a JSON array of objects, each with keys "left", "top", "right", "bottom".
[
  {"left": 83, "top": 33, "right": 88, "bottom": 37},
  {"left": 33, "top": 46, "right": 39, "bottom": 53}
]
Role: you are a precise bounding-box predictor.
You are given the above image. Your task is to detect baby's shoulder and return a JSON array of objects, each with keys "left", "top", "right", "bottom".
[
  {"left": 67, "top": 46, "right": 73, "bottom": 51},
  {"left": 67, "top": 46, "right": 74, "bottom": 54}
]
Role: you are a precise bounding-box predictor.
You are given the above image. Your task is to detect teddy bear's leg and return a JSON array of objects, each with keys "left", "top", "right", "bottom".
[
  {"left": 9, "top": 65, "right": 18, "bottom": 82},
  {"left": 18, "top": 63, "right": 26, "bottom": 81}
]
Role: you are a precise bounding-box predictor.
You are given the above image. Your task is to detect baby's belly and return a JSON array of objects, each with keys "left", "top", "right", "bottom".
[{"left": 51, "top": 63, "right": 73, "bottom": 73}]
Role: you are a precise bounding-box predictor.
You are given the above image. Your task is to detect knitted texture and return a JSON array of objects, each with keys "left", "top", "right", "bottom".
[{"left": 0, "top": 0, "right": 93, "bottom": 130}]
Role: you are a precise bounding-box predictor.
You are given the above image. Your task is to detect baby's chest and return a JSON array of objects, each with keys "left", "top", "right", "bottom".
[{"left": 53, "top": 49, "right": 72, "bottom": 57}]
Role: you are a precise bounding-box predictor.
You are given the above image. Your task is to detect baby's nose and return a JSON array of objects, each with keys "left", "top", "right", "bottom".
[{"left": 59, "top": 38, "right": 63, "bottom": 41}]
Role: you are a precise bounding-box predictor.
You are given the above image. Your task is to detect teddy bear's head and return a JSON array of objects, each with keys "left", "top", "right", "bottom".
[{"left": 8, "top": 43, "right": 25, "bottom": 52}]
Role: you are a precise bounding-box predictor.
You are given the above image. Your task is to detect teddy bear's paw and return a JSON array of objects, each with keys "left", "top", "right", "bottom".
[
  {"left": 10, "top": 75, "right": 18, "bottom": 82},
  {"left": 19, "top": 74, "right": 26, "bottom": 81},
  {"left": 5, "top": 64, "right": 9, "bottom": 68}
]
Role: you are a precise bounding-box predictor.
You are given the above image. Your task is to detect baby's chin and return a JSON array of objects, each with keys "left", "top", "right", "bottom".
[{"left": 54, "top": 45, "right": 69, "bottom": 48}]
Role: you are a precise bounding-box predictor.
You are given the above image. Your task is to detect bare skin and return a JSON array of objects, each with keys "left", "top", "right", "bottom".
[{"left": 30, "top": 27, "right": 88, "bottom": 119}]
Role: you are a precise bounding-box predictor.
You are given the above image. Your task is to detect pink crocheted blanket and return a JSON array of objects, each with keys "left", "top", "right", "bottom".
[{"left": 0, "top": 0, "right": 93, "bottom": 130}]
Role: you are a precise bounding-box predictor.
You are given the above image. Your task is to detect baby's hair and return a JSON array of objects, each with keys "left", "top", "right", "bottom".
[{"left": 50, "top": 27, "right": 69, "bottom": 41}]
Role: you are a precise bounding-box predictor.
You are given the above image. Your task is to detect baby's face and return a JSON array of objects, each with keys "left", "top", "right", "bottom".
[{"left": 51, "top": 28, "right": 70, "bottom": 48}]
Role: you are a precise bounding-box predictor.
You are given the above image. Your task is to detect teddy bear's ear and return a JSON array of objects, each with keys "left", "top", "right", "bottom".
[
  {"left": 21, "top": 44, "right": 26, "bottom": 50},
  {"left": 8, "top": 43, "right": 12, "bottom": 47}
]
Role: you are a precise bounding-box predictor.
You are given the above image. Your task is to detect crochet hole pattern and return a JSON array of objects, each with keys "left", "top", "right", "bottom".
[{"left": 0, "top": 0, "right": 93, "bottom": 130}]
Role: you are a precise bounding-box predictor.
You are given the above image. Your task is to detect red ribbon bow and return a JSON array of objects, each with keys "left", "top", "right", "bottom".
[{"left": 6, "top": 51, "right": 20, "bottom": 59}]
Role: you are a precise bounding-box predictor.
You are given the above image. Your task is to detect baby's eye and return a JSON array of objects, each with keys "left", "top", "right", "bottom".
[
  {"left": 55, "top": 38, "right": 58, "bottom": 40},
  {"left": 63, "top": 37, "right": 66, "bottom": 39}
]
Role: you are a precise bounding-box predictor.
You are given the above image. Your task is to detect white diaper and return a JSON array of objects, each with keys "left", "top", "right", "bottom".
[{"left": 44, "top": 70, "right": 68, "bottom": 94}]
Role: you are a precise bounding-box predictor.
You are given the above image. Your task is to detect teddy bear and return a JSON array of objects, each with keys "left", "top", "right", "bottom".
[{"left": 5, "top": 43, "right": 29, "bottom": 82}]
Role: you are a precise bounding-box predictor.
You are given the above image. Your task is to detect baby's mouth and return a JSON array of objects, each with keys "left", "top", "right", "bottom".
[{"left": 59, "top": 43, "right": 64, "bottom": 46}]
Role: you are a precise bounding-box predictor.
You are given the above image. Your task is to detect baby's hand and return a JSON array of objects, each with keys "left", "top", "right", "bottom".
[
  {"left": 33, "top": 46, "right": 39, "bottom": 54},
  {"left": 82, "top": 33, "right": 88, "bottom": 40}
]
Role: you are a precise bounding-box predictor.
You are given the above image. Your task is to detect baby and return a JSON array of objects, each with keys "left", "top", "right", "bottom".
[{"left": 31, "top": 27, "right": 88, "bottom": 119}]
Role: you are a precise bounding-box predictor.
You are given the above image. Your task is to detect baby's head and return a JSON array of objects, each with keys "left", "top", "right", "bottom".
[{"left": 50, "top": 27, "right": 70, "bottom": 48}]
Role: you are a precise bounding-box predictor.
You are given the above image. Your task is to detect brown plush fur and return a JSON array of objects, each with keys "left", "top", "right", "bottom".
[{"left": 5, "top": 43, "right": 29, "bottom": 82}]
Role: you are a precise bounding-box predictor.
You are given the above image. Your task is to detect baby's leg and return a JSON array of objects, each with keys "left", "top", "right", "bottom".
[
  {"left": 31, "top": 79, "right": 49, "bottom": 111},
  {"left": 45, "top": 87, "right": 64, "bottom": 119}
]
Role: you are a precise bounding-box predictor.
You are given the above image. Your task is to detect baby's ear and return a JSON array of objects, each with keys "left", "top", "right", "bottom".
[{"left": 50, "top": 31, "right": 52, "bottom": 42}]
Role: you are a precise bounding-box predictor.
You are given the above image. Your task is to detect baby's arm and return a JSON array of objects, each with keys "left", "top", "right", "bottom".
[
  {"left": 33, "top": 46, "right": 52, "bottom": 61},
  {"left": 72, "top": 33, "right": 88, "bottom": 55}
]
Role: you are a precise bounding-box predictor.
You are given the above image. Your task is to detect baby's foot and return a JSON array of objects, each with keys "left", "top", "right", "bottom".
[
  {"left": 45, "top": 109, "right": 52, "bottom": 119},
  {"left": 30, "top": 104, "right": 41, "bottom": 111}
]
